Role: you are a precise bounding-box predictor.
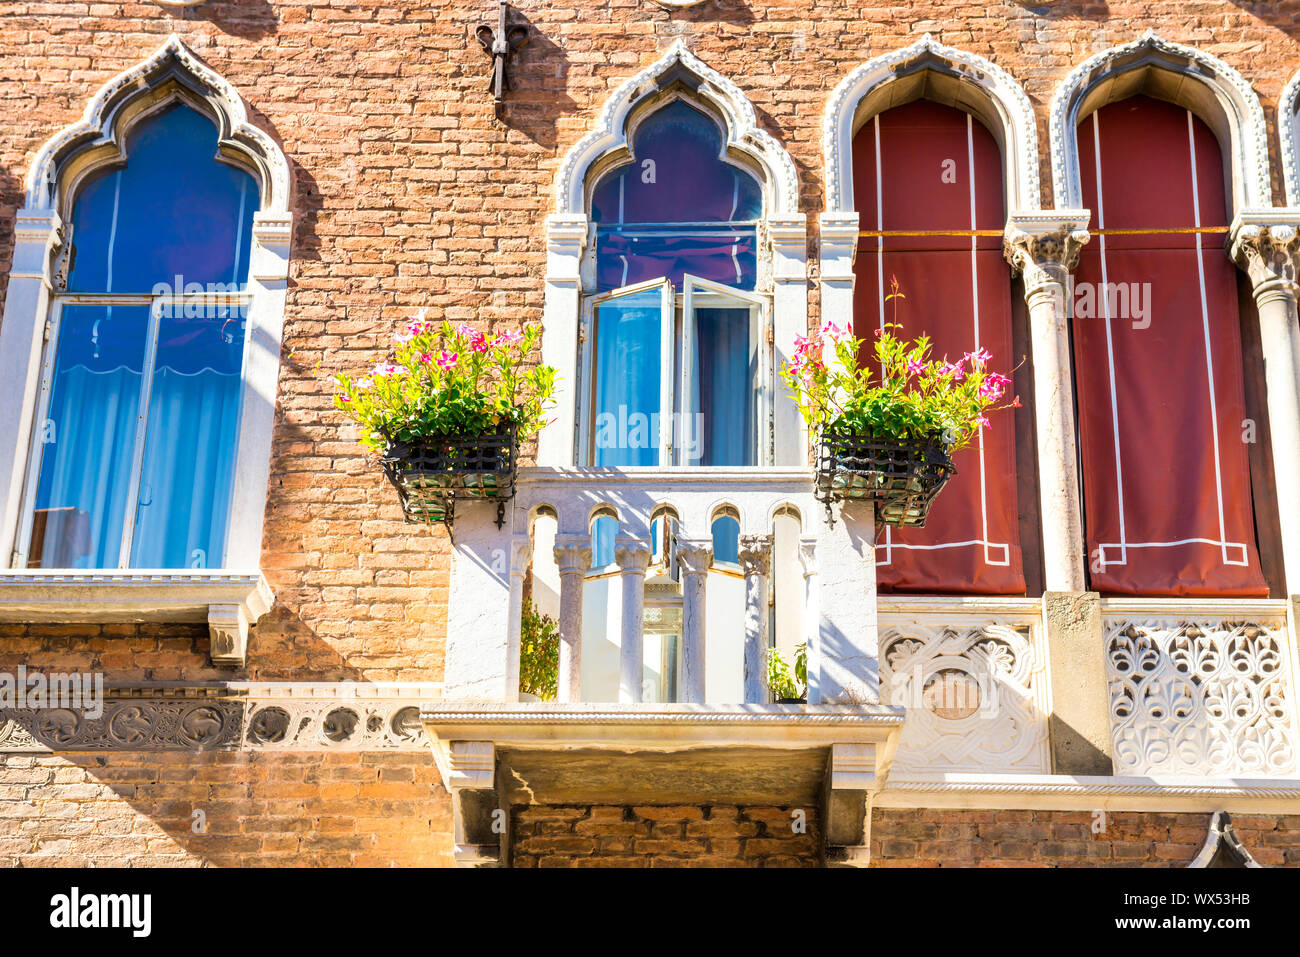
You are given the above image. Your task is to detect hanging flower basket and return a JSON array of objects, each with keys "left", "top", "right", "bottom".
[
  {"left": 380, "top": 423, "right": 517, "bottom": 527},
  {"left": 815, "top": 428, "right": 956, "bottom": 528}
]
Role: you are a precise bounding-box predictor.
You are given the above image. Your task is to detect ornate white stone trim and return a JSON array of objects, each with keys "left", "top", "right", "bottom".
[
  {"left": 0, "top": 572, "right": 274, "bottom": 668},
  {"left": 1103, "top": 605, "right": 1299, "bottom": 777},
  {"left": 553, "top": 38, "right": 799, "bottom": 217},
  {"left": 0, "top": 35, "right": 294, "bottom": 578},
  {"left": 1049, "top": 30, "right": 1271, "bottom": 213},
  {"left": 878, "top": 772, "right": 1300, "bottom": 813},
  {"left": 1281, "top": 68, "right": 1300, "bottom": 207},
  {"left": 879, "top": 603, "right": 1051, "bottom": 775},
  {"left": 822, "top": 33, "right": 1042, "bottom": 216},
  {"left": 0, "top": 682, "right": 442, "bottom": 752},
  {"left": 25, "top": 34, "right": 290, "bottom": 214},
  {"left": 1188, "top": 811, "right": 1263, "bottom": 868}
]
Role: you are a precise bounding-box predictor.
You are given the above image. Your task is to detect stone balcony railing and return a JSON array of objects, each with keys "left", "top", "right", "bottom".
[{"left": 440, "top": 466, "right": 884, "bottom": 709}]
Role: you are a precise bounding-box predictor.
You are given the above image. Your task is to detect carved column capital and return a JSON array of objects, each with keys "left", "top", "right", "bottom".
[
  {"left": 797, "top": 538, "right": 818, "bottom": 579},
  {"left": 552, "top": 536, "right": 592, "bottom": 577},
  {"left": 737, "top": 534, "right": 772, "bottom": 577},
  {"left": 509, "top": 535, "right": 533, "bottom": 580},
  {"left": 1229, "top": 213, "right": 1300, "bottom": 305},
  {"left": 1003, "top": 212, "right": 1092, "bottom": 298},
  {"left": 676, "top": 540, "right": 713, "bottom": 574},
  {"left": 614, "top": 540, "right": 652, "bottom": 574}
]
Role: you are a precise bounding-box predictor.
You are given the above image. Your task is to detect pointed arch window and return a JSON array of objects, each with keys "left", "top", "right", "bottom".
[
  {"left": 18, "top": 103, "right": 258, "bottom": 569},
  {"left": 1072, "top": 96, "right": 1268, "bottom": 596},
  {"left": 580, "top": 100, "right": 772, "bottom": 468},
  {"left": 852, "top": 99, "right": 1029, "bottom": 595}
]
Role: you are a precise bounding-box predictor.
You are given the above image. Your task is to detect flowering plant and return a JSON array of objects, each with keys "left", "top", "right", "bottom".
[
  {"left": 333, "top": 312, "right": 558, "bottom": 453},
  {"left": 781, "top": 281, "right": 1017, "bottom": 452}
]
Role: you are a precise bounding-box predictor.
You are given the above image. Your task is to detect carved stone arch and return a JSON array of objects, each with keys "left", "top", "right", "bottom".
[
  {"left": 553, "top": 38, "right": 800, "bottom": 218},
  {"left": 822, "top": 34, "right": 1042, "bottom": 217},
  {"left": 1187, "top": 811, "right": 1264, "bottom": 868},
  {"left": 25, "top": 33, "right": 291, "bottom": 217},
  {"left": 1279, "top": 67, "right": 1300, "bottom": 207},
  {"left": 1049, "top": 30, "right": 1271, "bottom": 215}
]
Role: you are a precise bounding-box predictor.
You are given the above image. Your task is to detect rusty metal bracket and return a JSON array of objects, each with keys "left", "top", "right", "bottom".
[{"left": 476, "top": 1, "right": 529, "bottom": 112}]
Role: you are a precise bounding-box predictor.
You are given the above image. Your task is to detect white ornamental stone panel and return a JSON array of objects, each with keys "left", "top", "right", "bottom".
[
  {"left": 1105, "top": 607, "right": 1300, "bottom": 776},
  {"left": 879, "top": 600, "right": 1050, "bottom": 774}
]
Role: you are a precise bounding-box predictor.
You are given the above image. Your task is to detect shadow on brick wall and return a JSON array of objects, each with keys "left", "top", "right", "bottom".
[
  {"left": 495, "top": 8, "right": 575, "bottom": 149},
  {"left": 1010, "top": 0, "right": 1111, "bottom": 18},
  {"left": 172, "top": 0, "right": 279, "bottom": 42},
  {"left": 1225, "top": 1, "right": 1300, "bottom": 41}
]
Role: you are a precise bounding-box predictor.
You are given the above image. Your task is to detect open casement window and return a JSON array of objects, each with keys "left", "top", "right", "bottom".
[
  {"left": 16, "top": 102, "right": 256, "bottom": 570},
  {"left": 583, "top": 275, "right": 769, "bottom": 467}
]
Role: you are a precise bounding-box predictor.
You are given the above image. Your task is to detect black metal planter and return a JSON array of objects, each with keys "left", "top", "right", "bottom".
[
  {"left": 815, "top": 429, "right": 956, "bottom": 528},
  {"left": 380, "top": 424, "right": 517, "bottom": 529}
]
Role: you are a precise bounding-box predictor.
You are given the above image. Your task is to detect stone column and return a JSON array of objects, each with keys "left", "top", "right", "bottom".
[
  {"left": 738, "top": 534, "right": 773, "bottom": 704},
  {"left": 770, "top": 214, "right": 809, "bottom": 465},
  {"left": 504, "top": 535, "right": 532, "bottom": 704},
  {"left": 538, "top": 214, "right": 587, "bottom": 466},
  {"left": 1003, "top": 213, "right": 1092, "bottom": 592},
  {"left": 552, "top": 534, "right": 592, "bottom": 703},
  {"left": 798, "top": 538, "right": 821, "bottom": 704},
  {"left": 676, "top": 539, "right": 713, "bottom": 704},
  {"left": 614, "top": 538, "right": 651, "bottom": 704},
  {"left": 1230, "top": 214, "right": 1300, "bottom": 597},
  {"left": 0, "top": 209, "right": 61, "bottom": 565}
]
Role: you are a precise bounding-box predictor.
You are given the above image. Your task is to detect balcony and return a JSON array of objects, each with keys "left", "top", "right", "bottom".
[{"left": 423, "top": 465, "right": 905, "bottom": 865}]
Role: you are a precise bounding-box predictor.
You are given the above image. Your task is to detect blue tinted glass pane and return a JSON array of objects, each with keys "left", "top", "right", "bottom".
[
  {"left": 130, "top": 304, "right": 247, "bottom": 568},
  {"left": 595, "top": 229, "right": 758, "bottom": 292},
  {"left": 593, "top": 289, "right": 662, "bottom": 466},
  {"left": 711, "top": 515, "right": 739, "bottom": 565},
  {"left": 590, "top": 515, "right": 617, "bottom": 569},
  {"left": 591, "top": 101, "right": 762, "bottom": 225},
  {"left": 29, "top": 304, "right": 151, "bottom": 568},
  {"left": 67, "top": 103, "right": 258, "bottom": 293},
  {"left": 694, "top": 307, "right": 755, "bottom": 466}
]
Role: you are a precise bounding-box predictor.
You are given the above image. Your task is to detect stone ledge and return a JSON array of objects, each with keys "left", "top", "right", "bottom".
[
  {"left": 420, "top": 702, "right": 907, "bottom": 867},
  {"left": 0, "top": 570, "right": 274, "bottom": 667}
]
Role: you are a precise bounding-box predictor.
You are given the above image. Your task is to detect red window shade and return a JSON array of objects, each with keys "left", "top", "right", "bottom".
[
  {"left": 1073, "top": 96, "right": 1267, "bottom": 597},
  {"left": 851, "top": 100, "right": 1026, "bottom": 595}
]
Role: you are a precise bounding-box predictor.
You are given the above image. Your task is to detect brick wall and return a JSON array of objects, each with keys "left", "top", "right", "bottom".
[
  {"left": 3, "top": 1, "right": 1300, "bottom": 867},
  {"left": 0, "top": 751, "right": 454, "bottom": 867},
  {"left": 510, "top": 804, "right": 822, "bottom": 867},
  {"left": 4, "top": 2, "right": 1300, "bottom": 682},
  {"left": 870, "top": 809, "right": 1300, "bottom": 867}
]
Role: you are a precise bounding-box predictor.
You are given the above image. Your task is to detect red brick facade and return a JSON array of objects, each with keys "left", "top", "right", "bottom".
[{"left": 2, "top": 1, "right": 1300, "bottom": 867}]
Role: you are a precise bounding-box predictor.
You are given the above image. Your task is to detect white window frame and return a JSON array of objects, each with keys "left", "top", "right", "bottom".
[
  {"left": 543, "top": 40, "right": 806, "bottom": 468},
  {"left": 576, "top": 275, "right": 772, "bottom": 468},
  {"left": 0, "top": 36, "right": 292, "bottom": 574}
]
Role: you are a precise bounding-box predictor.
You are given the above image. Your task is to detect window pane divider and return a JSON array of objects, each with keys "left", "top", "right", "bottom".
[{"left": 115, "top": 299, "right": 165, "bottom": 569}]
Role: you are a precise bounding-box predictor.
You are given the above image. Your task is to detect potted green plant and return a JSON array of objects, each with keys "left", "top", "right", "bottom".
[
  {"left": 518, "top": 598, "right": 559, "bottom": 702},
  {"left": 767, "top": 642, "right": 807, "bottom": 704},
  {"left": 334, "top": 314, "right": 557, "bottom": 527},
  {"left": 781, "top": 278, "right": 1017, "bottom": 527}
]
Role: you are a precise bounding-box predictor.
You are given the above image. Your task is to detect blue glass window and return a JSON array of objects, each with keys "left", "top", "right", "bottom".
[
  {"left": 26, "top": 103, "right": 257, "bottom": 569},
  {"left": 591, "top": 101, "right": 762, "bottom": 292}
]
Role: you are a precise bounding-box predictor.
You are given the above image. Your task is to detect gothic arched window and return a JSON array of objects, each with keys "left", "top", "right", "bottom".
[{"left": 19, "top": 103, "right": 258, "bottom": 569}]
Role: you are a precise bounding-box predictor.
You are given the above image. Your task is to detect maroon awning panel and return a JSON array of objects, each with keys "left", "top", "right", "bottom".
[
  {"left": 1073, "top": 96, "right": 1267, "bottom": 597},
  {"left": 852, "top": 100, "right": 1027, "bottom": 595}
]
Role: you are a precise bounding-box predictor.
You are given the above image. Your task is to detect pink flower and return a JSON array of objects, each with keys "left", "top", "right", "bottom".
[
  {"left": 907, "top": 358, "right": 925, "bottom": 376},
  {"left": 419, "top": 352, "right": 434, "bottom": 364},
  {"left": 495, "top": 329, "right": 524, "bottom": 345},
  {"left": 437, "top": 351, "right": 458, "bottom": 369},
  {"left": 939, "top": 361, "right": 965, "bottom": 382},
  {"left": 975, "top": 414, "right": 991, "bottom": 430},
  {"left": 372, "top": 361, "right": 399, "bottom": 377},
  {"left": 964, "top": 347, "right": 993, "bottom": 368},
  {"left": 340, "top": 394, "right": 352, "bottom": 403},
  {"left": 820, "top": 320, "right": 851, "bottom": 342}
]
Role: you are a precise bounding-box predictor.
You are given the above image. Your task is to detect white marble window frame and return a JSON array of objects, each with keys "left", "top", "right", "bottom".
[
  {"left": 541, "top": 40, "right": 807, "bottom": 468},
  {"left": 0, "top": 35, "right": 293, "bottom": 575}
]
